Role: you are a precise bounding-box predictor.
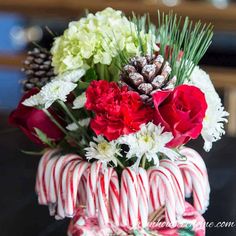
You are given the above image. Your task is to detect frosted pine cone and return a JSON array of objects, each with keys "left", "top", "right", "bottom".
[
  {"left": 120, "top": 54, "right": 176, "bottom": 105},
  {"left": 21, "top": 48, "right": 55, "bottom": 92}
]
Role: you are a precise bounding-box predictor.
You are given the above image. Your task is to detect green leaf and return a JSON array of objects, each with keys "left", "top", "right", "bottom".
[
  {"left": 83, "top": 68, "right": 97, "bottom": 82},
  {"left": 21, "top": 149, "right": 45, "bottom": 156},
  {"left": 34, "top": 128, "right": 56, "bottom": 148},
  {"left": 78, "top": 80, "right": 90, "bottom": 90}
]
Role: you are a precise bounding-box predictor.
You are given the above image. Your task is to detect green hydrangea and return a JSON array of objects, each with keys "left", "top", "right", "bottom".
[{"left": 51, "top": 8, "right": 158, "bottom": 80}]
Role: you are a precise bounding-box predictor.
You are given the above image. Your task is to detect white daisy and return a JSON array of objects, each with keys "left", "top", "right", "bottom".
[
  {"left": 23, "top": 80, "right": 77, "bottom": 109},
  {"left": 66, "top": 118, "right": 90, "bottom": 131},
  {"left": 73, "top": 92, "right": 86, "bottom": 109},
  {"left": 188, "top": 66, "right": 229, "bottom": 151},
  {"left": 118, "top": 122, "right": 179, "bottom": 169},
  {"left": 84, "top": 136, "right": 120, "bottom": 167}
]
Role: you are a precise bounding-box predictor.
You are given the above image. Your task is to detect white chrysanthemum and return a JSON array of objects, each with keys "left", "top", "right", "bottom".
[
  {"left": 23, "top": 80, "right": 77, "bottom": 109},
  {"left": 55, "top": 69, "right": 86, "bottom": 82},
  {"left": 22, "top": 93, "right": 44, "bottom": 107},
  {"left": 118, "top": 122, "right": 179, "bottom": 169},
  {"left": 66, "top": 118, "right": 90, "bottom": 131},
  {"left": 51, "top": 7, "right": 158, "bottom": 75},
  {"left": 85, "top": 136, "right": 120, "bottom": 167},
  {"left": 188, "top": 66, "right": 229, "bottom": 151},
  {"left": 73, "top": 92, "right": 86, "bottom": 109}
]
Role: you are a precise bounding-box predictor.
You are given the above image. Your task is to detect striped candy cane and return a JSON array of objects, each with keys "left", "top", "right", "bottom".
[
  {"left": 160, "top": 159, "right": 185, "bottom": 216},
  {"left": 120, "top": 168, "right": 139, "bottom": 228},
  {"left": 137, "top": 167, "right": 149, "bottom": 227},
  {"left": 36, "top": 149, "right": 59, "bottom": 205},
  {"left": 65, "top": 161, "right": 90, "bottom": 217},
  {"left": 108, "top": 169, "right": 120, "bottom": 226},
  {"left": 148, "top": 166, "right": 177, "bottom": 227},
  {"left": 86, "top": 162, "right": 102, "bottom": 217},
  {"left": 178, "top": 147, "right": 210, "bottom": 214}
]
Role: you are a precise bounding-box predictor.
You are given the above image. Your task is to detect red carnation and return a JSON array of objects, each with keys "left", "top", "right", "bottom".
[
  {"left": 85, "top": 80, "right": 154, "bottom": 140},
  {"left": 153, "top": 85, "right": 207, "bottom": 148},
  {"left": 8, "top": 88, "right": 65, "bottom": 145}
]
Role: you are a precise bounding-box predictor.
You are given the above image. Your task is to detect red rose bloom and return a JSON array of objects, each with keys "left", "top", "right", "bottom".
[
  {"left": 85, "top": 80, "right": 153, "bottom": 140},
  {"left": 153, "top": 85, "right": 207, "bottom": 148},
  {"left": 8, "top": 88, "right": 64, "bottom": 145}
]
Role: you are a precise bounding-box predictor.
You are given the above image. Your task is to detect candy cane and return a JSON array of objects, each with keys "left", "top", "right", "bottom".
[
  {"left": 149, "top": 175, "right": 164, "bottom": 214},
  {"left": 137, "top": 167, "right": 149, "bottom": 227},
  {"left": 120, "top": 169, "right": 128, "bottom": 226},
  {"left": 97, "top": 168, "right": 110, "bottom": 226},
  {"left": 86, "top": 162, "right": 102, "bottom": 217},
  {"left": 48, "top": 154, "right": 82, "bottom": 207},
  {"left": 177, "top": 162, "right": 206, "bottom": 214},
  {"left": 180, "top": 148, "right": 210, "bottom": 202},
  {"left": 178, "top": 147, "right": 210, "bottom": 213},
  {"left": 148, "top": 166, "right": 177, "bottom": 227},
  {"left": 65, "top": 161, "right": 90, "bottom": 217},
  {"left": 182, "top": 170, "right": 193, "bottom": 198},
  {"left": 57, "top": 160, "right": 78, "bottom": 218},
  {"left": 120, "top": 168, "right": 139, "bottom": 228},
  {"left": 109, "top": 169, "right": 120, "bottom": 226},
  {"left": 160, "top": 159, "right": 185, "bottom": 216},
  {"left": 36, "top": 149, "right": 59, "bottom": 205}
]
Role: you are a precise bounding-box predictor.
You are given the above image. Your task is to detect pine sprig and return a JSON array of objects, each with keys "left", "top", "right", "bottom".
[
  {"left": 157, "top": 11, "right": 213, "bottom": 85},
  {"left": 116, "top": 11, "right": 213, "bottom": 86}
]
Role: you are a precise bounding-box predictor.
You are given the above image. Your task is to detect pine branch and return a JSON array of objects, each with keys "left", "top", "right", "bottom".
[{"left": 157, "top": 11, "right": 213, "bottom": 85}]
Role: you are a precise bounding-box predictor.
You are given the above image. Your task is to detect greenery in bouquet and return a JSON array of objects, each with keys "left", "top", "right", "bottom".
[{"left": 9, "top": 8, "right": 228, "bottom": 172}]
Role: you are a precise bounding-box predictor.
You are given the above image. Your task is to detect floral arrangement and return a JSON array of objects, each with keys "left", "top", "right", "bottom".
[{"left": 9, "top": 8, "right": 228, "bottom": 236}]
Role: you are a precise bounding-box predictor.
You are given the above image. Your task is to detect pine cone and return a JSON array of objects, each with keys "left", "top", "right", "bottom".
[
  {"left": 120, "top": 54, "right": 175, "bottom": 105},
  {"left": 21, "top": 47, "right": 55, "bottom": 92}
]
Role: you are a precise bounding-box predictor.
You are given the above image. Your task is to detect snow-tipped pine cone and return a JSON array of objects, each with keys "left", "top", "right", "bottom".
[{"left": 120, "top": 54, "right": 176, "bottom": 105}]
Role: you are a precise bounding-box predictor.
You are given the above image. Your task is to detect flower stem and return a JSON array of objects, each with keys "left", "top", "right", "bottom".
[
  {"left": 116, "top": 157, "right": 125, "bottom": 169},
  {"left": 141, "top": 155, "right": 146, "bottom": 169},
  {"left": 43, "top": 109, "right": 68, "bottom": 135},
  {"left": 58, "top": 101, "right": 90, "bottom": 142}
]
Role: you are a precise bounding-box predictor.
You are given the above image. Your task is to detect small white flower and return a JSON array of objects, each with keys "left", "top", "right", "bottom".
[
  {"left": 118, "top": 122, "right": 179, "bottom": 169},
  {"left": 55, "top": 69, "right": 86, "bottom": 82},
  {"left": 66, "top": 118, "right": 90, "bottom": 131},
  {"left": 22, "top": 93, "right": 43, "bottom": 107},
  {"left": 41, "top": 80, "right": 77, "bottom": 108},
  {"left": 188, "top": 66, "right": 229, "bottom": 151},
  {"left": 73, "top": 92, "right": 86, "bottom": 109},
  {"left": 22, "top": 80, "right": 77, "bottom": 109},
  {"left": 85, "top": 136, "right": 120, "bottom": 167}
]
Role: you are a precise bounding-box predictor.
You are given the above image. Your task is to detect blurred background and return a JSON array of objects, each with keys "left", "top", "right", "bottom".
[{"left": 0, "top": 0, "right": 235, "bottom": 236}]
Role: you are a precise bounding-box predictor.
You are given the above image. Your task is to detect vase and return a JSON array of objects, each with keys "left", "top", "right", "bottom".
[{"left": 35, "top": 147, "right": 209, "bottom": 235}]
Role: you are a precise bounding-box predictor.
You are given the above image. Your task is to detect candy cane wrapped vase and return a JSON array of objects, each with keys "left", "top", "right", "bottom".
[{"left": 35, "top": 147, "right": 210, "bottom": 235}]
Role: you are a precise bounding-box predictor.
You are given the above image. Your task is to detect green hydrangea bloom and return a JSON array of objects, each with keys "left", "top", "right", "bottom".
[{"left": 51, "top": 8, "right": 158, "bottom": 80}]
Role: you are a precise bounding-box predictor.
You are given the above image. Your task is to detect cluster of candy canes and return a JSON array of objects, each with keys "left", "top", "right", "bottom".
[{"left": 35, "top": 147, "right": 210, "bottom": 231}]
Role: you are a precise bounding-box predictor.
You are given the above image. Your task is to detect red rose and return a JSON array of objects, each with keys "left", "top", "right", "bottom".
[
  {"left": 8, "top": 88, "right": 64, "bottom": 145},
  {"left": 153, "top": 85, "right": 207, "bottom": 148},
  {"left": 85, "top": 80, "right": 153, "bottom": 140}
]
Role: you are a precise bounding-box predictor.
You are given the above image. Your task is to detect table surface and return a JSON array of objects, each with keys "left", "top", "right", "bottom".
[{"left": 0, "top": 113, "right": 236, "bottom": 236}]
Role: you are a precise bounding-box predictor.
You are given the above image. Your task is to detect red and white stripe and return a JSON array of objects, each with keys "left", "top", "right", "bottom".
[
  {"left": 35, "top": 147, "right": 210, "bottom": 230},
  {"left": 178, "top": 147, "right": 210, "bottom": 214},
  {"left": 137, "top": 167, "right": 149, "bottom": 227},
  {"left": 86, "top": 162, "right": 102, "bottom": 217},
  {"left": 160, "top": 159, "right": 185, "bottom": 216},
  {"left": 121, "top": 168, "right": 139, "bottom": 228},
  {"left": 108, "top": 169, "right": 120, "bottom": 226},
  {"left": 148, "top": 166, "right": 177, "bottom": 227}
]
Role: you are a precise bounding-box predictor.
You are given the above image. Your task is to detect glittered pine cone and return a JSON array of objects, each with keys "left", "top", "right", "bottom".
[{"left": 21, "top": 47, "right": 55, "bottom": 92}]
